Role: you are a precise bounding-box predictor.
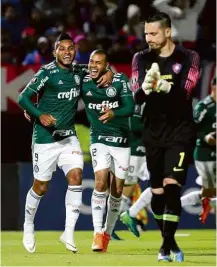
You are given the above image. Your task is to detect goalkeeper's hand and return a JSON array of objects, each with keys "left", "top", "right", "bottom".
[{"left": 142, "top": 63, "right": 171, "bottom": 95}]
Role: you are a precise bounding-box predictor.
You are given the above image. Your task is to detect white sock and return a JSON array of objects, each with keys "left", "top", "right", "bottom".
[
  {"left": 65, "top": 185, "right": 82, "bottom": 238},
  {"left": 129, "top": 187, "right": 152, "bottom": 218},
  {"left": 104, "top": 194, "right": 122, "bottom": 235},
  {"left": 181, "top": 190, "right": 201, "bottom": 207},
  {"left": 119, "top": 194, "right": 131, "bottom": 214},
  {"left": 210, "top": 198, "right": 217, "bottom": 208},
  {"left": 91, "top": 189, "right": 107, "bottom": 234},
  {"left": 24, "top": 187, "right": 42, "bottom": 224}
]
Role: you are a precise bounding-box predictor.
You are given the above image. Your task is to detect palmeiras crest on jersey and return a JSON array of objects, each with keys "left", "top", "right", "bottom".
[
  {"left": 106, "top": 87, "right": 117, "bottom": 97},
  {"left": 172, "top": 63, "right": 182, "bottom": 74},
  {"left": 74, "top": 75, "right": 80, "bottom": 85}
]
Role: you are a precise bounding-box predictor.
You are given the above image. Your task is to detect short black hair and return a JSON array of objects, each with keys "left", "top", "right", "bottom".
[
  {"left": 91, "top": 49, "right": 108, "bottom": 62},
  {"left": 55, "top": 32, "right": 73, "bottom": 48},
  {"left": 145, "top": 12, "right": 171, "bottom": 28}
]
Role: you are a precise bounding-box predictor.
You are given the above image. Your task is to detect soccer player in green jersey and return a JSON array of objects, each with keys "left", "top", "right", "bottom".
[
  {"left": 193, "top": 76, "right": 216, "bottom": 223},
  {"left": 81, "top": 49, "right": 134, "bottom": 252},
  {"left": 18, "top": 33, "right": 112, "bottom": 254}
]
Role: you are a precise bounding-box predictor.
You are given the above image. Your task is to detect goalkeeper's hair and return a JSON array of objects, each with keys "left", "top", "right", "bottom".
[
  {"left": 144, "top": 12, "right": 171, "bottom": 28},
  {"left": 55, "top": 32, "right": 73, "bottom": 49},
  {"left": 91, "top": 49, "right": 108, "bottom": 62}
]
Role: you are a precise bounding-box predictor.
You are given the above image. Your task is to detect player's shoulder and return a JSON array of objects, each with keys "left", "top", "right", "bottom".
[
  {"left": 175, "top": 45, "right": 200, "bottom": 62},
  {"left": 195, "top": 98, "right": 207, "bottom": 111},
  {"left": 41, "top": 61, "right": 61, "bottom": 76},
  {"left": 83, "top": 74, "right": 92, "bottom": 82},
  {"left": 133, "top": 49, "right": 150, "bottom": 61},
  {"left": 112, "top": 72, "right": 123, "bottom": 82},
  {"left": 202, "top": 95, "right": 215, "bottom": 108}
]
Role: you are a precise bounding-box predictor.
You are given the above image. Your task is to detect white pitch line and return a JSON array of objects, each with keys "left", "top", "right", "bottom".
[{"left": 175, "top": 233, "right": 191, "bottom": 237}]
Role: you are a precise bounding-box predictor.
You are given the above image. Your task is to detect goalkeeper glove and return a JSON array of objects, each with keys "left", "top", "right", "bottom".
[{"left": 142, "top": 63, "right": 171, "bottom": 95}]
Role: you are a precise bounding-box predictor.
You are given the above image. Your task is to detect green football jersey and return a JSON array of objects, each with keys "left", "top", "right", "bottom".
[
  {"left": 81, "top": 73, "right": 134, "bottom": 147},
  {"left": 21, "top": 61, "right": 86, "bottom": 144},
  {"left": 193, "top": 95, "right": 216, "bottom": 161},
  {"left": 129, "top": 104, "right": 146, "bottom": 157}
]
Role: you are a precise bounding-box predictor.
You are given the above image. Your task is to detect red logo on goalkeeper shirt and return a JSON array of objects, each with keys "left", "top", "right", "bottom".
[{"left": 172, "top": 63, "right": 182, "bottom": 74}]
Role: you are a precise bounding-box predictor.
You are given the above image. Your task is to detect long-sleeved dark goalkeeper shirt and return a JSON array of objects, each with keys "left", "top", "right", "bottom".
[{"left": 133, "top": 45, "right": 200, "bottom": 147}]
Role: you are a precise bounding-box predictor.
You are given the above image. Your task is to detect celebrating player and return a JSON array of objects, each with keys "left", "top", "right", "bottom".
[
  {"left": 132, "top": 12, "right": 200, "bottom": 262},
  {"left": 18, "top": 33, "right": 112, "bottom": 254},
  {"left": 81, "top": 49, "right": 134, "bottom": 252},
  {"left": 194, "top": 76, "right": 216, "bottom": 223}
]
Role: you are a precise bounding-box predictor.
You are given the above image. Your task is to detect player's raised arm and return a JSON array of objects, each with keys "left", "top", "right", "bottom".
[
  {"left": 18, "top": 68, "right": 49, "bottom": 118},
  {"left": 113, "top": 74, "right": 135, "bottom": 118}
]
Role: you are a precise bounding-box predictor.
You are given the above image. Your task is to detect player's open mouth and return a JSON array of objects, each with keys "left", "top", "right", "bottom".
[
  {"left": 90, "top": 69, "right": 99, "bottom": 77},
  {"left": 63, "top": 56, "right": 71, "bottom": 61}
]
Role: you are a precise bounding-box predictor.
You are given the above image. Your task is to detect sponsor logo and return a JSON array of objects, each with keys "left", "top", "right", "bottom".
[
  {"left": 173, "top": 167, "right": 184, "bottom": 172},
  {"left": 136, "top": 146, "right": 146, "bottom": 153},
  {"left": 118, "top": 166, "right": 128, "bottom": 171},
  {"left": 172, "top": 63, "right": 182, "bottom": 74},
  {"left": 58, "top": 80, "right": 63, "bottom": 84},
  {"left": 161, "top": 74, "right": 173, "bottom": 80},
  {"left": 86, "top": 91, "right": 92, "bottom": 96},
  {"left": 113, "top": 78, "right": 120, "bottom": 82},
  {"left": 52, "top": 130, "right": 74, "bottom": 136},
  {"left": 57, "top": 88, "right": 80, "bottom": 100},
  {"left": 37, "top": 76, "right": 49, "bottom": 90},
  {"left": 106, "top": 87, "right": 117, "bottom": 97},
  {"left": 94, "top": 206, "right": 102, "bottom": 210},
  {"left": 49, "top": 69, "right": 59, "bottom": 74},
  {"left": 98, "top": 135, "right": 127, "bottom": 144},
  {"left": 88, "top": 100, "right": 119, "bottom": 110}
]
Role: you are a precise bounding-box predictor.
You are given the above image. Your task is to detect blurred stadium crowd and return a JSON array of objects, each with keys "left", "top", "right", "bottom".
[{"left": 1, "top": 0, "right": 216, "bottom": 65}]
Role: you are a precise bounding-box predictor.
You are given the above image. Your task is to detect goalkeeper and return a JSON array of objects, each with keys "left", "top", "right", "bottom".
[{"left": 131, "top": 12, "right": 200, "bottom": 263}]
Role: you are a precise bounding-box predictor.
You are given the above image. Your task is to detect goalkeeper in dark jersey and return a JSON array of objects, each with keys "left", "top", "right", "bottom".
[
  {"left": 18, "top": 33, "right": 112, "bottom": 254},
  {"left": 132, "top": 12, "right": 200, "bottom": 262}
]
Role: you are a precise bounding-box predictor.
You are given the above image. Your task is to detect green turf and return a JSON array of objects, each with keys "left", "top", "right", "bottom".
[{"left": 1, "top": 230, "right": 216, "bottom": 266}]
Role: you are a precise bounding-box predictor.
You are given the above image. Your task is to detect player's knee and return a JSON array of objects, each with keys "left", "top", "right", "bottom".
[
  {"left": 33, "top": 179, "right": 49, "bottom": 196},
  {"left": 113, "top": 185, "right": 123, "bottom": 198},
  {"left": 95, "top": 181, "right": 107, "bottom": 192},
  {"left": 67, "top": 168, "right": 82, "bottom": 185},
  {"left": 152, "top": 187, "right": 164, "bottom": 194},
  {"left": 163, "top": 177, "right": 180, "bottom": 187}
]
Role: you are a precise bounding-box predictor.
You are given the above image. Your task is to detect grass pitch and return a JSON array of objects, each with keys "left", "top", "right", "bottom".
[{"left": 1, "top": 230, "right": 216, "bottom": 266}]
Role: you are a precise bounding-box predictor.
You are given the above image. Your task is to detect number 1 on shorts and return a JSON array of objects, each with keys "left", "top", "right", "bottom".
[{"left": 178, "top": 152, "right": 185, "bottom": 167}]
